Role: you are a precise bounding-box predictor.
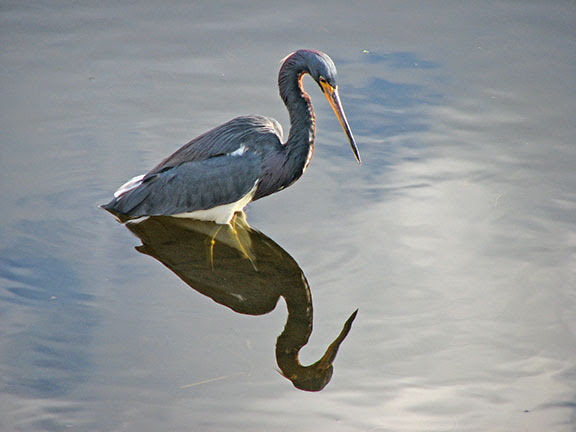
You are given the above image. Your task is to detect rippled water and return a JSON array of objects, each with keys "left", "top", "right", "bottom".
[{"left": 2, "top": 1, "right": 575, "bottom": 431}]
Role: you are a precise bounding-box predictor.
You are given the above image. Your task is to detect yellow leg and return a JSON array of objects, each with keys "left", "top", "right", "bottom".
[
  {"left": 231, "top": 213, "right": 258, "bottom": 271},
  {"left": 206, "top": 225, "right": 224, "bottom": 270},
  {"left": 204, "top": 213, "right": 258, "bottom": 272}
]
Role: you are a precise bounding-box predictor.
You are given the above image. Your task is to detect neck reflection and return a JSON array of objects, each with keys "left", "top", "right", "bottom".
[{"left": 125, "top": 213, "right": 357, "bottom": 391}]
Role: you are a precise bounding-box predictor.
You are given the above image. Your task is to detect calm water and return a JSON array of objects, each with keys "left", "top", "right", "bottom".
[{"left": 2, "top": 1, "right": 576, "bottom": 431}]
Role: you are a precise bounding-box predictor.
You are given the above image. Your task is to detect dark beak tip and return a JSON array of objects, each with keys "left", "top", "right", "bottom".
[{"left": 352, "top": 147, "right": 362, "bottom": 165}]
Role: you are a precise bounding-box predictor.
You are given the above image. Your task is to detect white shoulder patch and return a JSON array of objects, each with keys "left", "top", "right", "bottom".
[{"left": 229, "top": 144, "right": 247, "bottom": 157}]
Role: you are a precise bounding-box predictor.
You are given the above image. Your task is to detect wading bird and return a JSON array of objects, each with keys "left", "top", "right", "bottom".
[{"left": 102, "top": 49, "right": 360, "bottom": 224}]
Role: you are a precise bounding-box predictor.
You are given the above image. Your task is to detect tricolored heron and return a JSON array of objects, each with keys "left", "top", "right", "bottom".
[{"left": 102, "top": 49, "right": 361, "bottom": 224}]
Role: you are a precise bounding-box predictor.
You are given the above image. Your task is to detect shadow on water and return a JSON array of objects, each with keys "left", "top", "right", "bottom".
[{"left": 122, "top": 213, "right": 357, "bottom": 392}]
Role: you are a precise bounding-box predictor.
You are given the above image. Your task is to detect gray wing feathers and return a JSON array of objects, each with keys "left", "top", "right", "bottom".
[
  {"left": 148, "top": 116, "right": 283, "bottom": 175},
  {"left": 102, "top": 115, "right": 285, "bottom": 219},
  {"left": 107, "top": 153, "right": 261, "bottom": 218}
]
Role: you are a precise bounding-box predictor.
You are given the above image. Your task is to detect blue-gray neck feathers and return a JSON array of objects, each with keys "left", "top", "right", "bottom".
[{"left": 273, "top": 50, "right": 337, "bottom": 190}]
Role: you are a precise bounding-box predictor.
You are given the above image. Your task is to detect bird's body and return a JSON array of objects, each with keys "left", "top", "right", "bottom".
[{"left": 102, "top": 49, "right": 360, "bottom": 224}]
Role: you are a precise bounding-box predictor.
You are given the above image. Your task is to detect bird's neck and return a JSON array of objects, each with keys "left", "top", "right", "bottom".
[{"left": 279, "top": 68, "right": 316, "bottom": 174}]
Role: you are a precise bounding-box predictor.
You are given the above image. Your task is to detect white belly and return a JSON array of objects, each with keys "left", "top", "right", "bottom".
[{"left": 171, "top": 184, "right": 257, "bottom": 225}]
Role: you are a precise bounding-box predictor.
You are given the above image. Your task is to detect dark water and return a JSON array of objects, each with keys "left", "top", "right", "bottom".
[{"left": 2, "top": 1, "right": 576, "bottom": 431}]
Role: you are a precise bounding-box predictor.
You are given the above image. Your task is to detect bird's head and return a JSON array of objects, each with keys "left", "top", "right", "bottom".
[{"left": 283, "top": 49, "right": 361, "bottom": 164}]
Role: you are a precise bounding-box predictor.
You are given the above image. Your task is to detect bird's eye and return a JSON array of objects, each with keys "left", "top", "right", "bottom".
[{"left": 319, "top": 76, "right": 327, "bottom": 84}]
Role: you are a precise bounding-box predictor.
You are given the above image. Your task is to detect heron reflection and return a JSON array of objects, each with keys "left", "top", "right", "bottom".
[{"left": 125, "top": 213, "right": 357, "bottom": 391}]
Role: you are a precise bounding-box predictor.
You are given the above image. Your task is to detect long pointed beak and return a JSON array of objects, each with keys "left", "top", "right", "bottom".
[{"left": 320, "top": 81, "right": 361, "bottom": 164}]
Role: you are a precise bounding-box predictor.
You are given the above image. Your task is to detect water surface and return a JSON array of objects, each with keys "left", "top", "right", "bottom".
[{"left": 1, "top": 1, "right": 575, "bottom": 431}]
